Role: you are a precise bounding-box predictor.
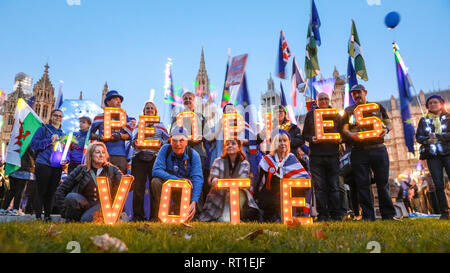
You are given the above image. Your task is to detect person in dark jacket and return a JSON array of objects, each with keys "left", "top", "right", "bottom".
[
  {"left": 2, "top": 146, "right": 35, "bottom": 212},
  {"left": 30, "top": 109, "right": 65, "bottom": 221},
  {"left": 131, "top": 101, "right": 168, "bottom": 221},
  {"left": 258, "top": 105, "right": 304, "bottom": 157},
  {"left": 415, "top": 94, "right": 450, "bottom": 220},
  {"left": 67, "top": 116, "right": 92, "bottom": 174},
  {"left": 55, "top": 142, "right": 123, "bottom": 222},
  {"left": 303, "top": 92, "right": 342, "bottom": 221}
]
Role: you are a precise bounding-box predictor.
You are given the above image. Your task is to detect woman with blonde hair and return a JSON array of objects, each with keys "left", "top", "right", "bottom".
[
  {"left": 131, "top": 101, "right": 168, "bottom": 221},
  {"left": 252, "top": 129, "right": 310, "bottom": 222},
  {"left": 55, "top": 142, "right": 123, "bottom": 222}
]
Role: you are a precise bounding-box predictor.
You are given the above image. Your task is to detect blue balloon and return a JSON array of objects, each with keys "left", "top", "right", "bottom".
[{"left": 385, "top": 11, "right": 401, "bottom": 29}]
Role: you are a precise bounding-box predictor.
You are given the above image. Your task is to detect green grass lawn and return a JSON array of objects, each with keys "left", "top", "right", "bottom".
[{"left": 0, "top": 218, "right": 448, "bottom": 253}]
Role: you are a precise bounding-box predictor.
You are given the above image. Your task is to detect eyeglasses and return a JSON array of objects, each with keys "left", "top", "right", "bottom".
[
  {"left": 318, "top": 97, "right": 330, "bottom": 101},
  {"left": 52, "top": 114, "right": 63, "bottom": 118}
]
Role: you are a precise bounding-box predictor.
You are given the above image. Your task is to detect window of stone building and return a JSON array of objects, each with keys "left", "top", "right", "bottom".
[
  {"left": 43, "top": 105, "right": 48, "bottom": 119},
  {"left": 36, "top": 104, "right": 40, "bottom": 115},
  {"left": 8, "top": 115, "right": 13, "bottom": 125}
]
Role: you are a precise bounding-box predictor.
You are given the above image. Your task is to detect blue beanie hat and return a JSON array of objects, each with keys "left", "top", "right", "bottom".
[
  {"left": 426, "top": 94, "right": 445, "bottom": 108},
  {"left": 104, "top": 90, "right": 124, "bottom": 106},
  {"left": 270, "top": 128, "right": 291, "bottom": 141},
  {"left": 222, "top": 103, "right": 234, "bottom": 113}
]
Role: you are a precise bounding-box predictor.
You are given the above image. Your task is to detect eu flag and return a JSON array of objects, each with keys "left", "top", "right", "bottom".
[
  {"left": 346, "top": 56, "right": 357, "bottom": 106},
  {"left": 311, "top": 0, "right": 321, "bottom": 47},
  {"left": 394, "top": 42, "right": 415, "bottom": 155}
]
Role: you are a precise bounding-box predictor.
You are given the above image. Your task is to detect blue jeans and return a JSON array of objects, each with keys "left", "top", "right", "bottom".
[
  {"left": 351, "top": 146, "right": 396, "bottom": 220},
  {"left": 64, "top": 193, "right": 101, "bottom": 222},
  {"left": 426, "top": 156, "right": 450, "bottom": 215},
  {"left": 310, "top": 155, "right": 341, "bottom": 219}
]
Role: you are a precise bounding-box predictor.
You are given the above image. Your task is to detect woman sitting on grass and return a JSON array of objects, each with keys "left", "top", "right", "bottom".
[
  {"left": 55, "top": 142, "right": 123, "bottom": 222},
  {"left": 199, "top": 139, "right": 259, "bottom": 222},
  {"left": 252, "top": 130, "right": 310, "bottom": 222}
]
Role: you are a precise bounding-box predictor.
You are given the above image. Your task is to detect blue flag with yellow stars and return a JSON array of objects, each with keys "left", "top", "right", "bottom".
[{"left": 394, "top": 42, "right": 415, "bottom": 155}]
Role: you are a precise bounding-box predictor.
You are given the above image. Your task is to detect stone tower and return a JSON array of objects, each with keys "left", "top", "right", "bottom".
[
  {"left": 261, "top": 74, "right": 281, "bottom": 115},
  {"left": 1, "top": 83, "right": 29, "bottom": 145},
  {"left": 101, "top": 82, "right": 108, "bottom": 108},
  {"left": 195, "top": 47, "right": 210, "bottom": 99},
  {"left": 32, "top": 63, "right": 55, "bottom": 123},
  {"left": 331, "top": 66, "right": 345, "bottom": 110}
]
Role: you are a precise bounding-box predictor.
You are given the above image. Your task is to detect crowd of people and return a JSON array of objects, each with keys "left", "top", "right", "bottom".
[{"left": 0, "top": 85, "right": 449, "bottom": 223}]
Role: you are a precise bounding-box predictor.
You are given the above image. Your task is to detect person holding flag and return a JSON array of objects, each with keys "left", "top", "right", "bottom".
[
  {"left": 67, "top": 116, "right": 91, "bottom": 174},
  {"left": 30, "top": 109, "right": 65, "bottom": 221},
  {"left": 415, "top": 95, "right": 450, "bottom": 220}
]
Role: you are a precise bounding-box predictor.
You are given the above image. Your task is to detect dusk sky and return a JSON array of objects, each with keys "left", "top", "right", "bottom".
[{"left": 0, "top": 0, "right": 449, "bottom": 120}]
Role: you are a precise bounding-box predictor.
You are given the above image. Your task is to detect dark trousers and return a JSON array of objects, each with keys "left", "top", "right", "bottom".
[
  {"left": 109, "top": 155, "right": 128, "bottom": 174},
  {"left": 256, "top": 179, "right": 281, "bottom": 222},
  {"left": 68, "top": 162, "right": 81, "bottom": 176},
  {"left": 310, "top": 155, "right": 341, "bottom": 219},
  {"left": 427, "top": 191, "right": 440, "bottom": 214},
  {"left": 2, "top": 177, "right": 28, "bottom": 210},
  {"left": 351, "top": 146, "right": 396, "bottom": 220},
  {"left": 64, "top": 193, "right": 101, "bottom": 222},
  {"left": 426, "top": 156, "right": 450, "bottom": 215},
  {"left": 34, "top": 163, "right": 62, "bottom": 219},
  {"left": 131, "top": 155, "right": 156, "bottom": 221},
  {"left": 344, "top": 170, "right": 360, "bottom": 216}
]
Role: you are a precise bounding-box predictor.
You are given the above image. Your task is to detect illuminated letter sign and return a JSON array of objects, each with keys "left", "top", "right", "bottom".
[
  {"left": 281, "top": 178, "right": 313, "bottom": 225},
  {"left": 97, "top": 175, "right": 134, "bottom": 224},
  {"left": 176, "top": 112, "right": 199, "bottom": 141},
  {"left": 217, "top": 178, "right": 251, "bottom": 224},
  {"left": 354, "top": 103, "right": 383, "bottom": 140},
  {"left": 136, "top": 115, "right": 161, "bottom": 149},
  {"left": 314, "top": 108, "right": 341, "bottom": 142},
  {"left": 222, "top": 113, "right": 244, "bottom": 141},
  {"left": 103, "top": 107, "right": 127, "bottom": 141},
  {"left": 159, "top": 180, "right": 192, "bottom": 223}
]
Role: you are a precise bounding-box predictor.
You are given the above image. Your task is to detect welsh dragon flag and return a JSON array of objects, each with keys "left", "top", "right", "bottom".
[{"left": 5, "top": 98, "right": 43, "bottom": 175}]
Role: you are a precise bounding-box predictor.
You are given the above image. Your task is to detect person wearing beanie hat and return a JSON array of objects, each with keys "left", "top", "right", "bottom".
[
  {"left": 416, "top": 94, "right": 450, "bottom": 220},
  {"left": 302, "top": 92, "right": 343, "bottom": 221},
  {"left": 89, "top": 89, "right": 133, "bottom": 174},
  {"left": 341, "top": 86, "right": 396, "bottom": 221},
  {"left": 150, "top": 125, "right": 204, "bottom": 222}
]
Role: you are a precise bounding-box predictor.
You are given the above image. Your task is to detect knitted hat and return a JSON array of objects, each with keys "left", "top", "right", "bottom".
[
  {"left": 425, "top": 94, "right": 445, "bottom": 108},
  {"left": 104, "top": 90, "right": 124, "bottom": 106}
]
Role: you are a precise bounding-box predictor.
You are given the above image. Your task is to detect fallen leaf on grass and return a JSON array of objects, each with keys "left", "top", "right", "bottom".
[
  {"left": 90, "top": 233, "right": 128, "bottom": 252},
  {"left": 263, "top": 230, "right": 279, "bottom": 236},
  {"left": 312, "top": 229, "right": 327, "bottom": 240},
  {"left": 236, "top": 230, "right": 264, "bottom": 241},
  {"left": 46, "top": 225, "right": 62, "bottom": 237},
  {"left": 181, "top": 223, "right": 194, "bottom": 228},
  {"left": 286, "top": 218, "right": 302, "bottom": 228}
]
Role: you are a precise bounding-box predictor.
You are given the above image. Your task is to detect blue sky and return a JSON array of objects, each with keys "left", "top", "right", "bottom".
[{"left": 0, "top": 0, "right": 449, "bottom": 120}]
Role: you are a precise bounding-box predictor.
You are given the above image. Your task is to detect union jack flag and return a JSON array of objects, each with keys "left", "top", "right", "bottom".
[{"left": 276, "top": 30, "right": 292, "bottom": 79}]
